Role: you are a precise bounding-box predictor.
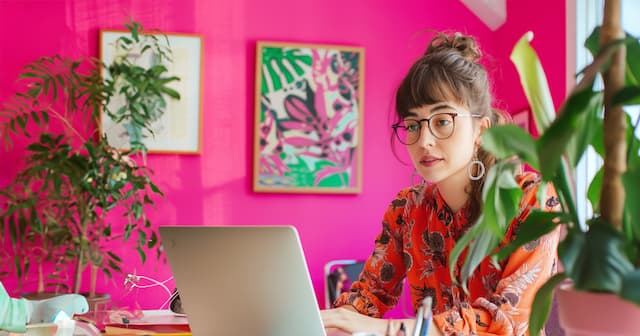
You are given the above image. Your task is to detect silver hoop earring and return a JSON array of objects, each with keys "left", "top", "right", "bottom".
[
  {"left": 410, "top": 169, "right": 425, "bottom": 187},
  {"left": 467, "top": 156, "right": 485, "bottom": 181}
]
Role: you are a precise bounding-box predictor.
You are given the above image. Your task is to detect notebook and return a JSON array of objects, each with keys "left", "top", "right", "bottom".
[{"left": 159, "top": 225, "right": 327, "bottom": 336}]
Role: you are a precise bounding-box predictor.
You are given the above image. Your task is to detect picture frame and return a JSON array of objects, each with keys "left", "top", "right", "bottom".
[
  {"left": 99, "top": 30, "right": 203, "bottom": 154},
  {"left": 253, "top": 41, "right": 365, "bottom": 193}
]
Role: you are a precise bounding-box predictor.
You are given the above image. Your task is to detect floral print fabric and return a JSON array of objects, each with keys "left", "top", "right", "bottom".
[{"left": 334, "top": 172, "right": 561, "bottom": 336}]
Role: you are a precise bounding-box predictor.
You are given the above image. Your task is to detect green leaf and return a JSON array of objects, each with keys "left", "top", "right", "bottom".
[
  {"left": 529, "top": 273, "right": 568, "bottom": 336},
  {"left": 537, "top": 89, "right": 602, "bottom": 179},
  {"left": 587, "top": 167, "right": 604, "bottom": 213},
  {"left": 449, "top": 215, "right": 485, "bottom": 284},
  {"left": 107, "top": 251, "right": 122, "bottom": 263},
  {"left": 148, "top": 231, "right": 157, "bottom": 248},
  {"left": 137, "top": 246, "right": 146, "bottom": 264},
  {"left": 482, "top": 125, "right": 539, "bottom": 170},
  {"left": 160, "top": 86, "right": 180, "bottom": 99},
  {"left": 622, "top": 167, "right": 640, "bottom": 245},
  {"left": 510, "top": 32, "right": 556, "bottom": 133},
  {"left": 564, "top": 218, "right": 634, "bottom": 293},
  {"left": 613, "top": 86, "right": 640, "bottom": 106},
  {"left": 620, "top": 269, "right": 640, "bottom": 306},
  {"left": 495, "top": 211, "right": 564, "bottom": 261}
]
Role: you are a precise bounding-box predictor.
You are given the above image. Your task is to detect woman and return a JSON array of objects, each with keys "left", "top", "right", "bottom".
[{"left": 321, "top": 32, "right": 560, "bottom": 336}]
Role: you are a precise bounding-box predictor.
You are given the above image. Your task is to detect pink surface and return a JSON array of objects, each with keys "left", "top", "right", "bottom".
[{"left": 0, "top": 0, "right": 566, "bottom": 316}]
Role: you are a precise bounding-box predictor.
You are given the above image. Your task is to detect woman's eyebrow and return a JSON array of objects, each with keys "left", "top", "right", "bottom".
[
  {"left": 429, "top": 104, "right": 455, "bottom": 113},
  {"left": 406, "top": 104, "right": 455, "bottom": 117}
]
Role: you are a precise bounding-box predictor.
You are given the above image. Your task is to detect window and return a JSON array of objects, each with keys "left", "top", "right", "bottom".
[{"left": 575, "top": 0, "right": 640, "bottom": 226}]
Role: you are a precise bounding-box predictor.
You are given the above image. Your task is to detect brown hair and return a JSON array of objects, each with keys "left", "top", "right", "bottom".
[{"left": 393, "top": 32, "right": 509, "bottom": 224}]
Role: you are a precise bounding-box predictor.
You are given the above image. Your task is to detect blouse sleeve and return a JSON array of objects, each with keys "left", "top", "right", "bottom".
[
  {"left": 433, "top": 177, "right": 562, "bottom": 336},
  {"left": 333, "top": 189, "right": 410, "bottom": 318}
]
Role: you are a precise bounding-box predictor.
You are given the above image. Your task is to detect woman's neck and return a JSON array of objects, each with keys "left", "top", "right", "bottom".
[{"left": 435, "top": 173, "right": 470, "bottom": 213}]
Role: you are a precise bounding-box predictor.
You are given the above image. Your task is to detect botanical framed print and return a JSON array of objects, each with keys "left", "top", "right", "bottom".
[
  {"left": 99, "top": 30, "right": 203, "bottom": 154},
  {"left": 253, "top": 41, "right": 364, "bottom": 193}
]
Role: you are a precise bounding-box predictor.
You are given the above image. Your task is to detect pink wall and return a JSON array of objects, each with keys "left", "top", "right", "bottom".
[
  {"left": 0, "top": 0, "right": 566, "bottom": 315},
  {"left": 492, "top": 0, "right": 568, "bottom": 124}
]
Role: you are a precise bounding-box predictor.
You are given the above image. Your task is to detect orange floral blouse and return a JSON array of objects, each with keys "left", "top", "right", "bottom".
[{"left": 335, "top": 172, "right": 561, "bottom": 336}]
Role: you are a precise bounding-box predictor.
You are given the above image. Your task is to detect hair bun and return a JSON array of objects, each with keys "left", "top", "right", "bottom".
[{"left": 426, "top": 32, "right": 482, "bottom": 62}]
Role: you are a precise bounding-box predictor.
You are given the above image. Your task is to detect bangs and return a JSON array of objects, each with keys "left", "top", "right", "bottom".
[{"left": 395, "top": 60, "right": 470, "bottom": 118}]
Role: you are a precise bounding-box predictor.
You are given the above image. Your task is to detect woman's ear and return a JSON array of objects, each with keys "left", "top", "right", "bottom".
[{"left": 474, "top": 116, "right": 491, "bottom": 146}]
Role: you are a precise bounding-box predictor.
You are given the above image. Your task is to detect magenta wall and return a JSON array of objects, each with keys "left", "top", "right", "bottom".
[
  {"left": 0, "top": 0, "right": 566, "bottom": 314},
  {"left": 492, "top": 0, "right": 569, "bottom": 126}
]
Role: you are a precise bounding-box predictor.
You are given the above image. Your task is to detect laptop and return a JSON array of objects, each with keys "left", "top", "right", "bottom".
[{"left": 159, "top": 225, "right": 327, "bottom": 336}]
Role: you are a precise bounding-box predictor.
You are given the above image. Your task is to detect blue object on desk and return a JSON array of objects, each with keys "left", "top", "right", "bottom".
[{"left": 412, "top": 297, "right": 432, "bottom": 336}]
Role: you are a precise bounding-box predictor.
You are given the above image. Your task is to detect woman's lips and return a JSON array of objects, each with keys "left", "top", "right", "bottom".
[{"left": 420, "top": 156, "right": 442, "bottom": 167}]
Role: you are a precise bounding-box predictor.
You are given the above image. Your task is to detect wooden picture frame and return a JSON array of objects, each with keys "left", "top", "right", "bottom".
[
  {"left": 253, "top": 41, "right": 364, "bottom": 193},
  {"left": 99, "top": 30, "right": 203, "bottom": 154}
]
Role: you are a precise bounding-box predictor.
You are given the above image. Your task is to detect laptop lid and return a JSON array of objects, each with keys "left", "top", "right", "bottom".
[{"left": 159, "top": 225, "right": 327, "bottom": 336}]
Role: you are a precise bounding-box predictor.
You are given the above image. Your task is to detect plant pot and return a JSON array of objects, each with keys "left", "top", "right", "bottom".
[{"left": 557, "top": 283, "right": 640, "bottom": 335}]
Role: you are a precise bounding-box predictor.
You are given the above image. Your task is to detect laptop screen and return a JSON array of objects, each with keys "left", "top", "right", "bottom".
[{"left": 159, "top": 225, "right": 327, "bottom": 336}]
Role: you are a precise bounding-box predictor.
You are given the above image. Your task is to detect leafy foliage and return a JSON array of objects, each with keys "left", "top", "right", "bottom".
[
  {"left": 449, "top": 28, "right": 640, "bottom": 335},
  {"left": 0, "top": 20, "right": 178, "bottom": 294}
]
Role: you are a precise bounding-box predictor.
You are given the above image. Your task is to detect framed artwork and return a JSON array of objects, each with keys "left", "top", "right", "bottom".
[
  {"left": 99, "top": 30, "right": 203, "bottom": 154},
  {"left": 512, "top": 108, "right": 531, "bottom": 133},
  {"left": 253, "top": 41, "right": 365, "bottom": 193}
]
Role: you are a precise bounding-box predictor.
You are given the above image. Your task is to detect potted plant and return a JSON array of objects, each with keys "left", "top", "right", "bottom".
[
  {"left": 450, "top": 0, "right": 640, "bottom": 334},
  {"left": 0, "top": 19, "right": 180, "bottom": 305}
]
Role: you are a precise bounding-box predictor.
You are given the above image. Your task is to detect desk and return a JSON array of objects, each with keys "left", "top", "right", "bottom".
[{"left": 101, "top": 310, "right": 190, "bottom": 335}]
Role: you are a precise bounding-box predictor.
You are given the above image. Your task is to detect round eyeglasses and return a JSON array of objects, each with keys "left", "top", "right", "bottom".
[{"left": 391, "top": 112, "right": 481, "bottom": 145}]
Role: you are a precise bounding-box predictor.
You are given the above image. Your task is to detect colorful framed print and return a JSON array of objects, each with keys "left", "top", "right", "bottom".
[
  {"left": 100, "top": 30, "right": 203, "bottom": 154},
  {"left": 253, "top": 41, "right": 364, "bottom": 193}
]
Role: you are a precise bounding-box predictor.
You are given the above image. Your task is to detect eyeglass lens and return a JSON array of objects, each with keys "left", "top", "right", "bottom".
[{"left": 394, "top": 113, "right": 455, "bottom": 145}]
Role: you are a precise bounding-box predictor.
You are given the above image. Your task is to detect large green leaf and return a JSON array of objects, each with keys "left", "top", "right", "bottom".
[
  {"left": 454, "top": 162, "right": 522, "bottom": 288},
  {"left": 510, "top": 32, "right": 555, "bottom": 133},
  {"left": 482, "top": 125, "right": 539, "bottom": 170},
  {"left": 529, "top": 273, "right": 568, "bottom": 336},
  {"left": 585, "top": 27, "right": 640, "bottom": 87},
  {"left": 494, "top": 211, "right": 565, "bottom": 261},
  {"left": 622, "top": 167, "right": 640, "bottom": 244},
  {"left": 587, "top": 167, "right": 604, "bottom": 214},
  {"left": 537, "top": 89, "right": 602, "bottom": 179},
  {"left": 620, "top": 269, "right": 640, "bottom": 306},
  {"left": 563, "top": 218, "right": 634, "bottom": 293}
]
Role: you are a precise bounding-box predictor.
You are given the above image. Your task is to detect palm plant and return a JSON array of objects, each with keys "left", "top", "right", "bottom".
[
  {"left": 450, "top": 0, "right": 640, "bottom": 334},
  {"left": 0, "top": 20, "right": 179, "bottom": 297}
]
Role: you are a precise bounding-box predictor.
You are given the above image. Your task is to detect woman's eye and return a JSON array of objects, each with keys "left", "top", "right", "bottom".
[
  {"left": 435, "top": 118, "right": 451, "bottom": 127},
  {"left": 406, "top": 124, "right": 420, "bottom": 132}
]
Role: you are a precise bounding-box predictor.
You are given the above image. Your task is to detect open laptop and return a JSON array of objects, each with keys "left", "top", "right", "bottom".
[{"left": 159, "top": 225, "right": 327, "bottom": 336}]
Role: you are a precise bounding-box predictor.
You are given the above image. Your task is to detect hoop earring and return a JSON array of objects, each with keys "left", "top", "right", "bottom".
[
  {"left": 410, "top": 169, "right": 425, "bottom": 187},
  {"left": 467, "top": 155, "right": 485, "bottom": 181}
]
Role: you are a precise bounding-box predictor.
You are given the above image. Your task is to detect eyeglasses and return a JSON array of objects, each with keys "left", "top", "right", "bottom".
[{"left": 391, "top": 112, "right": 481, "bottom": 145}]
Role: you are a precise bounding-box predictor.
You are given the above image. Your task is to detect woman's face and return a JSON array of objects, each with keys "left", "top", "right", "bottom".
[{"left": 403, "top": 101, "right": 485, "bottom": 188}]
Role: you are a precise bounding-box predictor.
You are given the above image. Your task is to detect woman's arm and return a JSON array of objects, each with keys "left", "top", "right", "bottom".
[{"left": 322, "top": 305, "right": 443, "bottom": 336}]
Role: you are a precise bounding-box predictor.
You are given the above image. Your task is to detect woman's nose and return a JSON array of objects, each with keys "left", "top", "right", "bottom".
[{"left": 418, "top": 126, "right": 436, "bottom": 147}]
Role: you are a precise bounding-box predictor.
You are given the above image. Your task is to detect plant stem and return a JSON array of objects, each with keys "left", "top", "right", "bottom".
[
  {"left": 46, "top": 106, "right": 87, "bottom": 144},
  {"left": 599, "top": 0, "right": 626, "bottom": 230},
  {"left": 73, "top": 249, "right": 83, "bottom": 294}
]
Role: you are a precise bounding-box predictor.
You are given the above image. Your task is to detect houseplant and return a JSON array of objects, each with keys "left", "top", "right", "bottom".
[
  {"left": 450, "top": 0, "right": 640, "bottom": 334},
  {"left": 0, "top": 20, "right": 179, "bottom": 301}
]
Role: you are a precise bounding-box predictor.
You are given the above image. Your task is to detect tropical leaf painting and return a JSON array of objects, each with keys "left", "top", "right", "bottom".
[{"left": 253, "top": 42, "right": 364, "bottom": 193}]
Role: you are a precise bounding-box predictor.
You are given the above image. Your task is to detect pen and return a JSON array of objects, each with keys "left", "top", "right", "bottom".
[{"left": 412, "top": 296, "right": 432, "bottom": 336}]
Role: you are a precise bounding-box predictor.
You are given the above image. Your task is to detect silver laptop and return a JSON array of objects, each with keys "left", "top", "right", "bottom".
[{"left": 159, "top": 225, "right": 327, "bottom": 336}]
